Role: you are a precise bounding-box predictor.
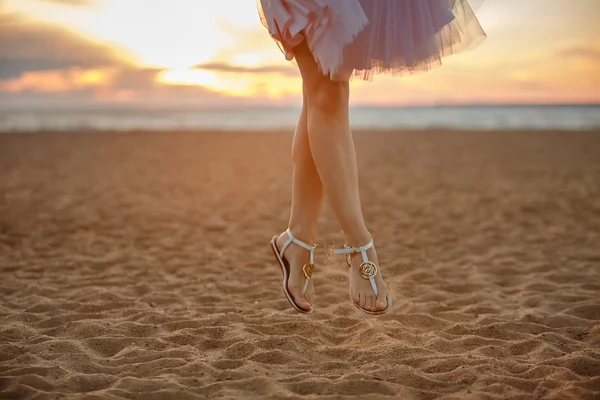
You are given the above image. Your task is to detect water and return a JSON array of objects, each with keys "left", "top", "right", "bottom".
[{"left": 0, "top": 105, "right": 598, "bottom": 132}]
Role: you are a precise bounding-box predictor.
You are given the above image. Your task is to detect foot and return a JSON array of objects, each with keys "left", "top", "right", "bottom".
[
  {"left": 348, "top": 246, "right": 389, "bottom": 312},
  {"left": 276, "top": 231, "right": 315, "bottom": 312}
]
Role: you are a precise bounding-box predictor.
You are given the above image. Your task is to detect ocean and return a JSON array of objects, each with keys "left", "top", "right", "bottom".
[{"left": 0, "top": 105, "right": 598, "bottom": 132}]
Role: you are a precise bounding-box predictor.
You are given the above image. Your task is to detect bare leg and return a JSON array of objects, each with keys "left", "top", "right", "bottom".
[
  {"left": 276, "top": 85, "right": 324, "bottom": 312},
  {"left": 294, "top": 41, "right": 389, "bottom": 312}
]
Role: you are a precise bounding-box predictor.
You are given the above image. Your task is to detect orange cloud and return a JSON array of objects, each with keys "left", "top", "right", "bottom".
[
  {"left": 0, "top": 64, "right": 269, "bottom": 110},
  {"left": 559, "top": 46, "right": 600, "bottom": 60},
  {"left": 0, "top": 68, "right": 111, "bottom": 93},
  {"left": 194, "top": 62, "right": 297, "bottom": 77}
]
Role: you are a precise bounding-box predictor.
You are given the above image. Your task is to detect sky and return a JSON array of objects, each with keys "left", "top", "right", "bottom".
[{"left": 0, "top": 0, "right": 599, "bottom": 110}]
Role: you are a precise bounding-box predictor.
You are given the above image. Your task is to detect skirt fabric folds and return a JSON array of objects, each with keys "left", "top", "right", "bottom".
[{"left": 257, "top": 0, "right": 486, "bottom": 80}]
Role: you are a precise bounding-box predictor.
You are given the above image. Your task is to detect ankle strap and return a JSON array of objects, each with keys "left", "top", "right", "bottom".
[
  {"left": 280, "top": 229, "right": 316, "bottom": 264},
  {"left": 332, "top": 239, "right": 374, "bottom": 264}
]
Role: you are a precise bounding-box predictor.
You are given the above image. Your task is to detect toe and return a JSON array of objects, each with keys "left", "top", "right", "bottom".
[
  {"left": 375, "top": 291, "right": 388, "bottom": 311},
  {"left": 359, "top": 293, "right": 368, "bottom": 309},
  {"left": 368, "top": 295, "right": 376, "bottom": 311},
  {"left": 363, "top": 294, "right": 372, "bottom": 311},
  {"left": 307, "top": 288, "right": 316, "bottom": 307},
  {"left": 289, "top": 288, "right": 312, "bottom": 311},
  {"left": 301, "top": 302, "right": 313, "bottom": 312},
  {"left": 295, "top": 296, "right": 312, "bottom": 311}
]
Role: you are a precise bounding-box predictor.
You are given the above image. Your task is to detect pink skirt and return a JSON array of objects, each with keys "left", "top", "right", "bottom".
[{"left": 257, "top": 0, "right": 486, "bottom": 80}]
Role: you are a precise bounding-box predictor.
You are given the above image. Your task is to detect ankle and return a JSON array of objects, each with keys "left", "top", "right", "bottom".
[
  {"left": 342, "top": 228, "right": 372, "bottom": 248},
  {"left": 286, "top": 225, "right": 317, "bottom": 245}
]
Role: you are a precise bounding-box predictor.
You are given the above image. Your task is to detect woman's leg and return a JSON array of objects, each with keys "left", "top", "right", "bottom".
[
  {"left": 294, "top": 41, "right": 389, "bottom": 312},
  {"left": 275, "top": 84, "right": 324, "bottom": 312}
]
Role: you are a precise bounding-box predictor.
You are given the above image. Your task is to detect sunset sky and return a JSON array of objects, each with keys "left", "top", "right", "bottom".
[{"left": 1, "top": 0, "right": 599, "bottom": 110}]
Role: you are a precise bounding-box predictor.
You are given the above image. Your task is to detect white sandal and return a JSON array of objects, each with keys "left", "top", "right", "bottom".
[
  {"left": 270, "top": 229, "right": 316, "bottom": 313},
  {"left": 333, "top": 238, "right": 392, "bottom": 315}
]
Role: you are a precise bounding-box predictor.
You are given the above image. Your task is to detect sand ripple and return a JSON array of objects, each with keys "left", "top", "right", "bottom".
[{"left": 1, "top": 130, "right": 599, "bottom": 399}]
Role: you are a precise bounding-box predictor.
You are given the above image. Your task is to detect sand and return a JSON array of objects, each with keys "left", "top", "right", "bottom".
[{"left": 0, "top": 129, "right": 599, "bottom": 400}]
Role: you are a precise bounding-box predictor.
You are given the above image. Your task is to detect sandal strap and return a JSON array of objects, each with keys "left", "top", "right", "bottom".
[
  {"left": 302, "top": 276, "right": 311, "bottom": 295},
  {"left": 332, "top": 238, "right": 374, "bottom": 264},
  {"left": 333, "top": 239, "right": 379, "bottom": 296},
  {"left": 280, "top": 229, "right": 316, "bottom": 264},
  {"left": 280, "top": 229, "right": 316, "bottom": 295}
]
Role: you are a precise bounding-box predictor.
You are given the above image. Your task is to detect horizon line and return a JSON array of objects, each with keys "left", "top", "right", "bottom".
[{"left": 1, "top": 102, "right": 599, "bottom": 113}]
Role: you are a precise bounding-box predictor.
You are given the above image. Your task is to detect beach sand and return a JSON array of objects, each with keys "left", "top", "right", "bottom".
[{"left": 0, "top": 129, "right": 599, "bottom": 399}]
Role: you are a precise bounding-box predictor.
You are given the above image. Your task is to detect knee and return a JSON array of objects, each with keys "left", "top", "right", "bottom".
[{"left": 305, "top": 78, "right": 349, "bottom": 116}]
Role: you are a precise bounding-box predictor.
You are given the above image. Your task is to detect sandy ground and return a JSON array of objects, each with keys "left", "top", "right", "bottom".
[{"left": 0, "top": 129, "right": 599, "bottom": 400}]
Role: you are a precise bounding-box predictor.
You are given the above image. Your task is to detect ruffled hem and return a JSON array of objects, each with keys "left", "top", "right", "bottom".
[
  {"left": 257, "top": 0, "right": 369, "bottom": 78},
  {"left": 258, "top": 0, "right": 486, "bottom": 81},
  {"left": 347, "top": 0, "right": 487, "bottom": 80}
]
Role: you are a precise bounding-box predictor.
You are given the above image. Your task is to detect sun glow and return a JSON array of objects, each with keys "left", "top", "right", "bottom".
[{"left": 4, "top": 0, "right": 262, "bottom": 69}]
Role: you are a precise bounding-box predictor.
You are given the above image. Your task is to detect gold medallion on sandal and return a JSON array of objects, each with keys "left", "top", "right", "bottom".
[
  {"left": 359, "top": 262, "right": 377, "bottom": 279},
  {"left": 303, "top": 263, "right": 315, "bottom": 279}
]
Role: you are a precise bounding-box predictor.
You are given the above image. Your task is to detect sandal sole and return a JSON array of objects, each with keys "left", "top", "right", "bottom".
[{"left": 271, "top": 236, "right": 313, "bottom": 314}]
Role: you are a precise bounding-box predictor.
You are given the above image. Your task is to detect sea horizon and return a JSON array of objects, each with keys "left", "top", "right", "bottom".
[{"left": 1, "top": 103, "right": 599, "bottom": 132}]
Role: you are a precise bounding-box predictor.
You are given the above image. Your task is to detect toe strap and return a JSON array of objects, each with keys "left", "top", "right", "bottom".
[
  {"left": 302, "top": 277, "right": 311, "bottom": 294},
  {"left": 368, "top": 276, "right": 378, "bottom": 296},
  {"left": 334, "top": 240, "right": 379, "bottom": 296},
  {"left": 359, "top": 261, "right": 378, "bottom": 296},
  {"left": 281, "top": 229, "right": 316, "bottom": 296},
  {"left": 301, "top": 263, "right": 315, "bottom": 295}
]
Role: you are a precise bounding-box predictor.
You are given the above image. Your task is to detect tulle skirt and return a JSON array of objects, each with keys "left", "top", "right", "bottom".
[{"left": 257, "top": 0, "right": 486, "bottom": 80}]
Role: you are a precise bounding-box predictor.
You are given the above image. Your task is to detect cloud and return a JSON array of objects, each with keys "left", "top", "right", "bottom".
[
  {"left": 194, "top": 62, "right": 298, "bottom": 77},
  {"left": 559, "top": 46, "right": 600, "bottom": 60},
  {"left": 0, "top": 69, "right": 244, "bottom": 110},
  {"left": 0, "top": 80, "right": 260, "bottom": 111},
  {"left": 0, "top": 13, "right": 131, "bottom": 79},
  {"left": 0, "top": 13, "right": 256, "bottom": 109},
  {"left": 111, "top": 67, "right": 164, "bottom": 89},
  {"left": 0, "top": 62, "right": 247, "bottom": 110}
]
